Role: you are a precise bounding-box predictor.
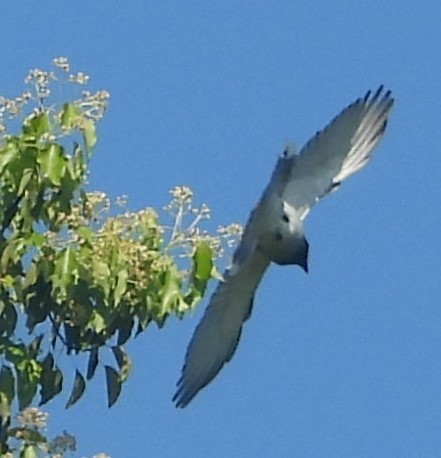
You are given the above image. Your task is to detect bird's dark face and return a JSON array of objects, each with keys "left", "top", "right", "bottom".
[
  {"left": 297, "top": 236, "right": 309, "bottom": 273},
  {"left": 259, "top": 205, "right": 309, "bottom": 272},
  {"left": 270, "top": 231, "right": 309, "bottom": 271}
]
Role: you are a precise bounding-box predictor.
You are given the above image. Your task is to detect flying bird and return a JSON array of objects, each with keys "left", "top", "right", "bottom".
[{"left": 173, "top": 86, "right": 394, "bottom": 408}]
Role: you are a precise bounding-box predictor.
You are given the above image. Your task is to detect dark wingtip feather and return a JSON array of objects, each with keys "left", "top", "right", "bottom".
[{"left": 373, "top": 84, "right": 384, "bottom": 98}]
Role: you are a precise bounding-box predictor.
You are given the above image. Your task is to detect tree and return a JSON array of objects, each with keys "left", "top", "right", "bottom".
[{"left": 0, "top": 58, "right": 240, "bottom": 456}]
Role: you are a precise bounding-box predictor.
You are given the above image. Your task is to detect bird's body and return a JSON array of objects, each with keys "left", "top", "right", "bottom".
[{"left": 173, "top": 86, "right": 394, "bottom": 408}]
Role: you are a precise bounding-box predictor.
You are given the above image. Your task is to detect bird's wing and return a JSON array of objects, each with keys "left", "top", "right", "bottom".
[
  {"left": 282, "top": 86, "right": 394, "bottom": 219},
  {"left": 173, "top": 235, "right": 270, "bottom": 408}
]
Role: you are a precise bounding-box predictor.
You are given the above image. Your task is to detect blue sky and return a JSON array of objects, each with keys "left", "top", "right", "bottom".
[{"left": 2, "top": 1, "right": 441, "bottom": 457}]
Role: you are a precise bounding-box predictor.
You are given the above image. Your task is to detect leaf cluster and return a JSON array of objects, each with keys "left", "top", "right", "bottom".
[{"left": 0, "top": 60, "right": 228, "bottom": 455}]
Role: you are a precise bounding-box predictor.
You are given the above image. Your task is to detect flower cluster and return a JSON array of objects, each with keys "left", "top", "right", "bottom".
[
  {"left": 164, "top": 186, "right": 242, "bottom": 259},
  {"left": 18, "top": 407, "right": 48, "bottom": 430},
  {"left": 0, "top": 57, "right": 110, "bottom": 143}
]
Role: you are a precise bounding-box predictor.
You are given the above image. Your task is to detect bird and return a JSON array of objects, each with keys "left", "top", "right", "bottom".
[{"left": 173, "top": 86, "right": 394, "bottom": 408}]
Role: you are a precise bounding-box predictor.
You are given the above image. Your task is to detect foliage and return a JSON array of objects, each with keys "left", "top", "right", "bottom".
[
  {"left": 0, "top": 59, "right": 241, "bottom": 455},
  {"left": 2, "top": 406, "right": 108, "bottom": 458}
]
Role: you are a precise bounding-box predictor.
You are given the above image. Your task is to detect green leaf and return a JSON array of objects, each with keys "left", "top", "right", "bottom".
[
  {"left": 23, "top": 112, "right": 50, "bottom": 138},
  {"left": 30, "top": 188, "right": 46, "bottom": 222},
  {"left": 28, "top": 232, "right": 47, "bottom": 247},
  {"left": 65, "top": 370, "right": 86, "bottom": 408},
  {"left": 5, "top": 344, "right": 27, "bottom": 366},
  {"left": 38, "top": 143, "right": 66, "bottom": 186},
  {"left": 0, "top": 365, "right": 15, "bottom": 426},
  {"left": 0, "top": 366, "right": 15, "bottom": 400},
  {"left": 17, "top": 167, "right": 34, "bottom": 196},
  {"left": 135, "top": 305, "right": 151, "bottom": 336},
  {"left": 60, "top": 103, "right": 81, "bottom": 130},
  {"left": 0, "top": 141, "right": 18, "bottom": 174},
  {"left": 70, "top": 142, "right": 86, "bottom": 180},
  {"left": 0, "top": 302, "right": 17, "bottom": 337},
  {"left": 39, "top": 352, "right": 63, "bottom": 405},
  {"left": 192, "top": 242, "right": 213, "bottom": 282},
  {"left": 63, "top": 324, "right": 81, "bottom": 354},
  {"left": 114, "top": 268, "right": 128, "bottom": 306},
  {"left": 52, "top": 247, "right": 78, "bottom": 299},
  {"left": 82, "top": 118, "right": 97, "bottom": 150},
  {"left": 56, "top": 167, "right": 78, "bottom": 214},
  {"left": 9, "top": 426, "right": 46, "bottom": 444},
  {"left": 91, "top": 259, "right": 111, "bottom": 279},
  {"left": 89, "top": 311, "right": 107, "bottom": 334},
  {"left": 1, "top": 275, "right": 14, "bottom": 289},
  {"left": 86, "top": 347, "right": 99, "bottom": 380},
  {"left": 0, "top": 392, "right": 10, "bottom": 431},
  {"left": 1, "top": 238, "right": 24, "bottom": 272},
  {"left": 23, "top": 262, "right": 38, "bottom": 289},
  {"left": 91, "top": 259, "right": 111, "bottom": 299},
  {"left": 42, "top": 366, "right": 62, "bottom": 406},
  {"left": 58, "top": 247, "right": 77, "bottom": 280},
  {"left": 160, "top": 269, "right": 182, "bottom": 316},
  {"left": 40, "top": 352, "right": 53, "bottom": 371},
  {"left": 16, "top": 360, "right": 41, "bottom": 410},
  {"left": 25, "top": 291, "right": 50, "bottom": 333},
  {"left": 116, "top": 314, "right": 133, "bottom": 346},
  {"left": 111, "top": 346, "right": 132, "bottom": 383},
  {"left": 28, "top": 335, "right": 44, "bottom": 358},
  {"left": 105, "top": 365, "right": 121, "bottom": 408},
  {"left": 185, "top": 242, "right": 215, "bottom": 307},
  {"left": 76, "top": 226, "right": 94, "bottom": 243},
  {"left": 21, "top": 445, "right": 38, "bottom": 458}
]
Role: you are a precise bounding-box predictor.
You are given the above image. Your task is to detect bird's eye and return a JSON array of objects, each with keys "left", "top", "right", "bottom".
[{"left": 282, "top": 213, "right": 289, "bottom": 223}]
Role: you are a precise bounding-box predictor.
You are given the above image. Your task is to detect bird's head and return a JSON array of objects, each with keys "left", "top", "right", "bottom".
[
  {"left": 270, "top": 231, "right": 309, "bottom": 272},
  {"left": 258, "top": 201, "right": 309, "bottom": 272}
]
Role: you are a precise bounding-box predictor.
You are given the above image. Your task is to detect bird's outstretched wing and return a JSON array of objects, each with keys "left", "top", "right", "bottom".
[
  {"left": 173, "top": 86, "right": 394, "bottom": 408},
  {"left": 282, "top": 86, "right": 394, "bottom": 219},
  {"left": 173, "top": 238, "right": 270, "bottom": 408}
]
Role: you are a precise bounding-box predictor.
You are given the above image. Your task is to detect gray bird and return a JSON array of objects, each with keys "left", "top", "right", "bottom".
[{"left": 173, "top": 86, "right": 394, "bottom": 408}]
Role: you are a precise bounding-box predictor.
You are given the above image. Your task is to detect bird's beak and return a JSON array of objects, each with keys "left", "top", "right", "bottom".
[{"left": 299, "top": 258, "right": 309, "bottom": 274}]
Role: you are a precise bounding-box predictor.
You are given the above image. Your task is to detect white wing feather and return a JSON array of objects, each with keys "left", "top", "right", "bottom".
[
  {"left": 173, "top": 242, "right": 269, "bottom": 408},
  {"left": 283, "top": 86, "right": 394, "bottom": 219}
]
